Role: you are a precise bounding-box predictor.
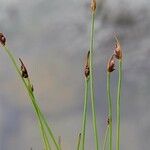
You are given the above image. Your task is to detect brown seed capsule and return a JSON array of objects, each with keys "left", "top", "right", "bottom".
[
  {"left": 19, "top": 58, "right": 29, "bottom": 78},
  {"left": 114, "top": 36, "right": 122, "bottom": 59},
  {"left": 84, "top": 51, "right": 90, "bottom": 78},
  {"left": 107, "top": 54, "right": 115, "bottom": 72},
  {"left": 0, "top": 33, "right": 6, "bottom": 46},
  {"left": 91, "top": 0, "right": 96, "bottom": 12}
]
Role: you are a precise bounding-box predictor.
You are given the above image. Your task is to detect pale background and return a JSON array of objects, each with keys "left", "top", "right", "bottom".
[{"left": 0, "top": 0, "right": 150, "bottom": 149}]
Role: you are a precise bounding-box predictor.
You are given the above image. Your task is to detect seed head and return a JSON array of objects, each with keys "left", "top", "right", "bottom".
[
  {"left": 107, "top": 54, "right": 115, "bottom": 73},
  {"left": 91, "top": 0, "right": 96, "bottom": 12},
  {"left": 19, "top": 58, "right": 29, "bottom": 78},
  {"left": 114, "top": 36, "right": 122, "bottom": 59},
  {"left": 0, "top": 33, "right": 6, "bottom": 46},
  {"left": 84, "top": 51, "right": 90, "bottom": 78}
]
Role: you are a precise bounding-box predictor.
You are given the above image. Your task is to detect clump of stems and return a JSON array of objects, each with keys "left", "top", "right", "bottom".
[
  {"left": 0, "top": 33, "right": 60, "bottom": 150},
  {"left": 0, "top": 3, "right": 123, "bottom": 149}
]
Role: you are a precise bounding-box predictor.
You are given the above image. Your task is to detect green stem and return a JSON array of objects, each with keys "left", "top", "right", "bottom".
[
  {"left": 116, "top": 60, "right": 122, "bottom": 150},
  {"left": 27, "top": 79, "right": 51, "bottom": 150},
  {"left": 77, "top": 133, "right": 81, "bottom": 150},
  {"left": 2, "top": 45, "right": 59, "bottom": 150},
  {"left": 107, "top": 72, "right": 112, "bottom": 150},
  {"left": 102, "top": 125, "right": 109, "bottom": 150},
  {"left": 58, "top": 136, "right": 61, "bottom": 150},
  {"left": 81, "top": 78, "right": 89, "bottom": 150},
  {"left": 89, "top": 12, "right": 99, "bottom": 150}
]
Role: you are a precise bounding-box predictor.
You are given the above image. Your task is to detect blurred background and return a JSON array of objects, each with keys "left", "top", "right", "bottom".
[{"left": 0, "top": 0, "right": 150, "bottom": 149}]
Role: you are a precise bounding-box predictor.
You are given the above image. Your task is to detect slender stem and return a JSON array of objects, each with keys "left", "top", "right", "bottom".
[
  {"left": 77, "top": 133, "right": 81, "bottom": 150},
  {"left": 102, "top": 125, "right": 109, "bottom": 150},
  {"left": 89, "top": 11, "right": 99, "bottom": 150},
  {"left": 107, "top": 72, "right": 112, "bottom": 150},
  {"left": 26, "top": 79, "right": 51, "bottom": 150},
  {"left": 116, "top": 60, "right": 122, "bottom": 150},
  {"left": 58, "top": 136, "right": 61, "bottom": 150},
  {"left": 81, "top": 78, "right": 89, "bottom": 150},
  {"left": 2, "top": 45, "right": 60, "bottom": 150}
]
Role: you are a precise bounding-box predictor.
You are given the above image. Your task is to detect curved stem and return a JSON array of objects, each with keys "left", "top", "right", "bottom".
[
  {"left": 2, "top": 45, "right": 59, "bottom": 150},
  {"left": 116, "top": 60, "right": 122, "bottom": 150},
  {"left": 81, "top": 78, "right": 89, "bottom": 150},
  {"left": 89, "top": 12, "right": 99, "bottom": 150},
  {"left": 107, "top": 72, "right": 112, "bottom": 150}
]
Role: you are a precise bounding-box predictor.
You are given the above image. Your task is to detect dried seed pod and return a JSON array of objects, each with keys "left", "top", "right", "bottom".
[
  {"left": 0, "top": 33, "right": 6, "bottom": 46},
  {"left": 19, "top": 58, "right": 29, "bottom": 78},
  {"left": 84, "top": 51, "right": 90, "bottom": 78},
  {"left": 91, "top": 0, "right": 96, "bottom": 12},
  {"left": 107, "top": 54, "right": 115, "bottom": 72},
  {"left": 114, "top": 36, "right": 122, "bottom": 59}
]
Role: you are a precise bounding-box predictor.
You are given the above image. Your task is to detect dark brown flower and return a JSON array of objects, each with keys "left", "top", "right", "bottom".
[
  {"left": 114, "top": 36, "right": 122, "bottom": 59},
  {"left": 84, "top": 51, "right": 90, "bottom": 78},
  {"left": 0, "top": 33, "right": 6, "bottom": 46},
  {"left": 19, "top": 58, "right": 29, "bottom": 78},
  {"left": 107, "top": 54, "right": 115, "bottom": 72}
]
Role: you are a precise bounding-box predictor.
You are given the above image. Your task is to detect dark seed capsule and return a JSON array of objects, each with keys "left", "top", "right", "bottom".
[
  {"left": 84, "top": 51, "right": 90, "bottom": 78},
  {"left": 19, "top": 58, "right": 29, "bottom": 78},
  {"left": 0, "top": 33, "right": 6, "bottom": 46},
  {"left": 107, "top": 54, "right": 115, "bottom": 73}
]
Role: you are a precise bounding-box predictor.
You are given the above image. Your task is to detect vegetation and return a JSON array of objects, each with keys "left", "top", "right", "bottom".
[{"left": 0, "top": 0, "right": 123, "bottom": 149}]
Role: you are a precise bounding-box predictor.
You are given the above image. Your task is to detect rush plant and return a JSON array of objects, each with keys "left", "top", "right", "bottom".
[{"left": 0, "top": 0, "right": 123, "bottom": 150}]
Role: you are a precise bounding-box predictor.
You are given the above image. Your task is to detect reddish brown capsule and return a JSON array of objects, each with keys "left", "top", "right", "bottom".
[
  {"left": 91, "top": 0, "right": 96, "bottom": 12},
  {"left": 19, "top": 58, "right": 29, "bottom": 78},
  {"left": 114, "top": 36, "right": 122, "bottom": 59},
  {"left": 84, "top": 51, "right": 90, "bottom": 78},
  {"left": 107, "top": 54, "right": 115, "bottom": 72},
  {"left": 0, "top": 33, "right": 6, "bottom": 46}
]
